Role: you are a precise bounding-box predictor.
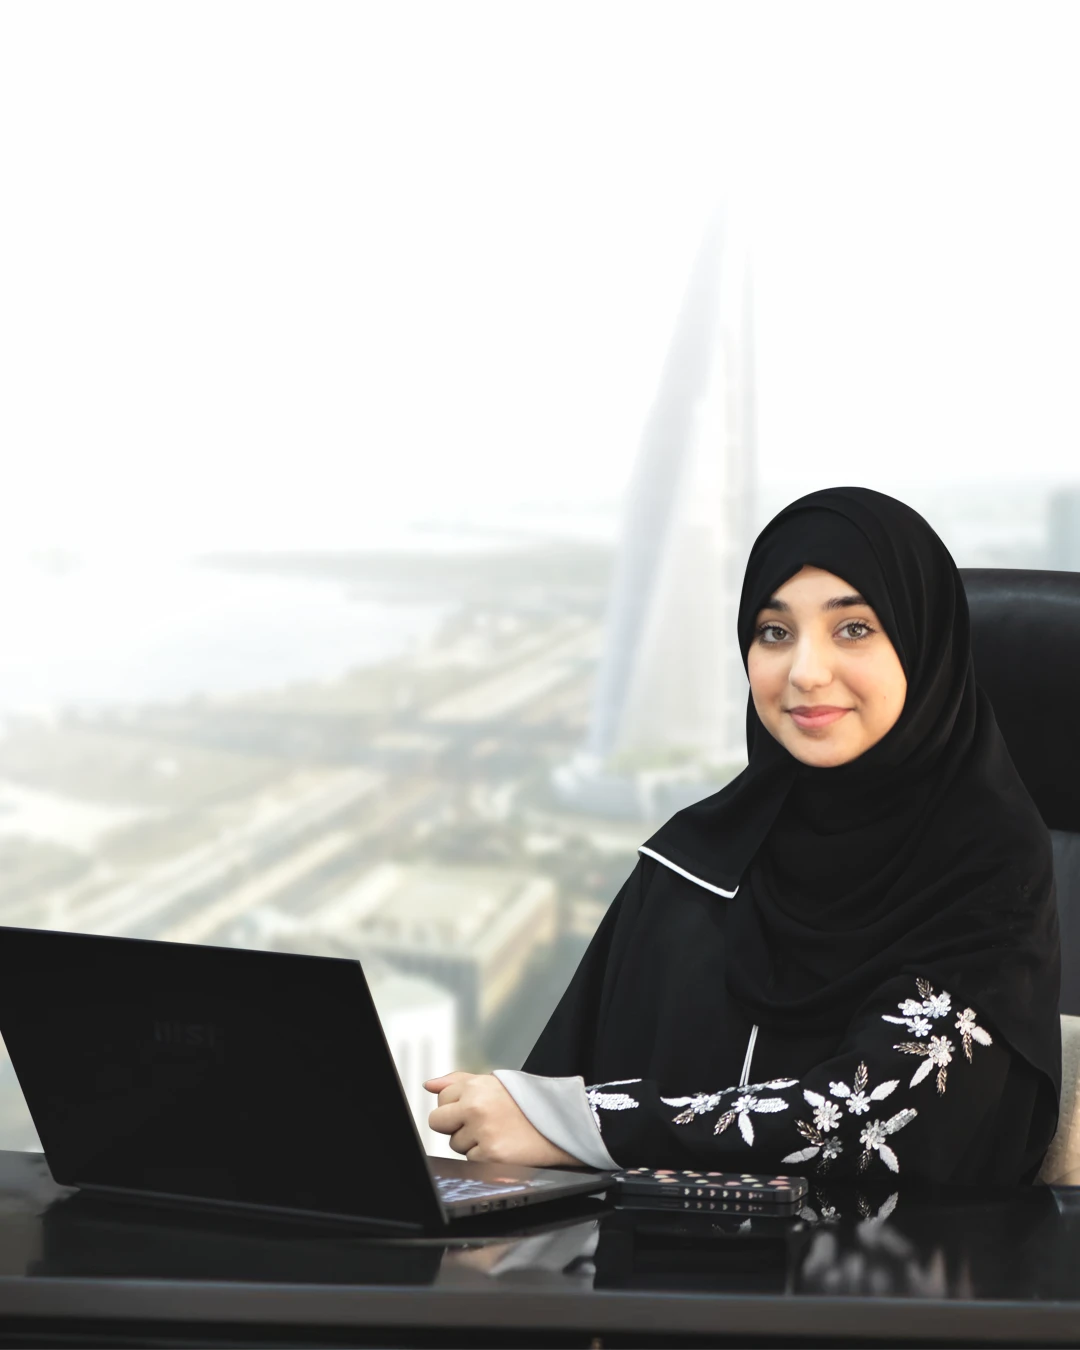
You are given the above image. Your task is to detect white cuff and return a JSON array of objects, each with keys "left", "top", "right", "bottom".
[{"left": 493, "top": 1069, "right": 619, "bottom": 1171}]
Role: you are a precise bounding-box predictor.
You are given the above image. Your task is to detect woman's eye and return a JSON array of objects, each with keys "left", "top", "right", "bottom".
[
  {"left": 756, "top": 623, "right": 788, "bottom": 643},
  {"left": 841, "top": 620, "right": 874, "bottom": 641}
]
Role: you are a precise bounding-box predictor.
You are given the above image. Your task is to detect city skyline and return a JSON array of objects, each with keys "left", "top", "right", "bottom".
[
  {"left": 0, "top": 482, "right": 1076, "bottom": 1153},
  {"left": 584, "top": 210, "right": 755, "bottom": 770}
]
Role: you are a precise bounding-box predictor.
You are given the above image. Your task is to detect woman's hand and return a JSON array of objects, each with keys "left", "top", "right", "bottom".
[{"left": 424, "top": 1071, "right": 581, "bottom": 1167}]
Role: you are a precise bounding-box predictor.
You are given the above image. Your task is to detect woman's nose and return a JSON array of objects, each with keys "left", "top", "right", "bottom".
[{"left": 787, "top": 637, "right": 833, "bottom": 691}]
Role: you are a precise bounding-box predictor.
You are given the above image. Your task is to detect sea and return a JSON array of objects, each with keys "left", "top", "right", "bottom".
[
  {"left": 0, "top": 509, "right": 622, "bottom": 716},
  {"left": 0, "top": 542, "right": 464, "bottom": 715}
]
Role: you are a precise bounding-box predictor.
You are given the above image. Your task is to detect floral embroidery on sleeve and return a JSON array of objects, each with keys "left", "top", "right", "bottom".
[
  {"left": 857, "top": 1107, "right": 917, "bottom": 1173},
  {"left": 894, "top": 1034, "right": 955, "bottom": 1093},
  {"left": 661, "top": 1091, "right": 728, "bottom": 1124},
  {"left": 783, "top": 1062, "right": 911, "bottom": 1175},
  {"left": 712, "top": 1090, "right": 792, "bottom": 1146},
  {"left": 585, "top": 1079, "right": 641, "bottom": 1131},
  {"left": 783, "top": 1124, "right": 845, "bottom": 1171},
  {"left": 587, "top": 976, "right": 994, "bottom": 1178},
  {"left": 653, "top": 1080, "right": 799, "bottom": 1134},
  {"left": 883, "top": 979, "right": 993, "bottom": 1094},
  {"left": 827, "top": 1061, "right": 900, "bottom": 1116},
  {"left": 881, "top": 1003, "right": 933, "bottom": 1037},
  {"left": 954, "top": 1007, "right": 993, "bottom": 1060}
]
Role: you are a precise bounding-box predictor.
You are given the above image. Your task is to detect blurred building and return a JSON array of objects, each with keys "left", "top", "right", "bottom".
[
  {"left": 1048, "top": 487, "right": 1080, "bottom": 571},
  {"left": 264, "top": 863, "right": 557, "bottom": 1036},
  {"left": 24, "top": 768, "right": 384, "bottom": 943},
  {"left": 367, "top": 960, "right": 457, "bottom": 1158},
  {"left": 555, "top": 208, "right": 756, "bottom": 816}
]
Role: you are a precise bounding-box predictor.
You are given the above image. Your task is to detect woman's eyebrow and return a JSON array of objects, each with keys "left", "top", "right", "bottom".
[{"left": 761, "top": 593, "right": 868, "bottom": 613}]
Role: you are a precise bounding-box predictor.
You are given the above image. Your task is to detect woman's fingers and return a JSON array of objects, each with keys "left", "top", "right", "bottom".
[
  {"left": 450, "top": 1125, "right": 479, "bottom": 1157},
  {"left": 428, "top": 1074, "right": 479, "bottom": 1138},
  {"left": 428, "top": 1102, "right": 467, "bottom": 1136},
  {"left": 428, "top": 1072, "right": 529, "bottom": 1163},
  {"left": 424, "top": 1070, "right": 471, "bottom": 1094},
  {"left": 429, "top": 1072, "right": 572, "bottom": 1168}
]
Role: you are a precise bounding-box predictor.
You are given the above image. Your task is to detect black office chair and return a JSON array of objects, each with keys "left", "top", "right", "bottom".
[{"left": 961, "top": 569, "right": 1080, "bottom": 1013}]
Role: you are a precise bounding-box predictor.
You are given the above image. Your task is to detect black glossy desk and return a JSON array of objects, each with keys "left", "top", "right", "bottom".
[{"left": 1, "top": 1150, "right": 1080, "bottom": 1347}]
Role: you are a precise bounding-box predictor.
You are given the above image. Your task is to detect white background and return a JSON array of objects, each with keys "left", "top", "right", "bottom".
[{"left": 2, "top": 0, "right": 1079, "bottom": 551}]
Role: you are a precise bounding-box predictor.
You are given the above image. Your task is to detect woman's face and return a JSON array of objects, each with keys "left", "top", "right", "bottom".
[{"left": 747, "top": 565, "right": 908, "bottom": 768}]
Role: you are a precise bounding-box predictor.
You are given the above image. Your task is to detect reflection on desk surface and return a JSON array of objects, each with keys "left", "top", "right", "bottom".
[{"left": 1, "top": 1149, "right": 1079, "bottom": 1304}]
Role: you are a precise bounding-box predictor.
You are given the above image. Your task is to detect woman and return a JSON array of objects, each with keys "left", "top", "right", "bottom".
[{"left": 426, "top": 486, "right": 1062, "bottom": 1185}]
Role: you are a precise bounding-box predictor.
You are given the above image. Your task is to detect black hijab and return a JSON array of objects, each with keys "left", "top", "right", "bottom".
[{"left": 641, "top": 486, "right": 1061, "bottom": 1096}]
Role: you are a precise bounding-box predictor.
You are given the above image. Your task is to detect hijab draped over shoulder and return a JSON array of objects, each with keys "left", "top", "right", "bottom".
[{"left": 641, "top": 485, "right": 1061, "bottom": 1099}]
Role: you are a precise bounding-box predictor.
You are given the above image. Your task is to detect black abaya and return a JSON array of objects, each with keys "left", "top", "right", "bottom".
[{"left": 523, "top": 486, "right": 1060, "bottom": 1186}]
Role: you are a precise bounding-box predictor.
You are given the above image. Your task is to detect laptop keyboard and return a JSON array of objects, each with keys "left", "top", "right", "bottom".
[{"left": 434, "top": 1175, "right": 530, "bottom": 1204}]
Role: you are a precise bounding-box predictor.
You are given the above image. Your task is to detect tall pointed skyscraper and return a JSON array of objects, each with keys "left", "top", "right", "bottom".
[{"left": 556, "top": 209, "right": 756, "bottom": 814}]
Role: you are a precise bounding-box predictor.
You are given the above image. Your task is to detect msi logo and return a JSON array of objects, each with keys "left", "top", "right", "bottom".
[{"left": 152, "top": 1020, "right": 225, "bottom": 1059}]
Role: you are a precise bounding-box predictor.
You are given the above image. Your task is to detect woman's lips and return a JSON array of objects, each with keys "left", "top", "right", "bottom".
[{"left": 788, "top": 707, "right": 851, "bottom": 729}]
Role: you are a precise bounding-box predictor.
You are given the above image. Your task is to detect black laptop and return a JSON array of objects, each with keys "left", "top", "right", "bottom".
[{"left": 0, "top": 925, "right": 609, "bottom": 1229}]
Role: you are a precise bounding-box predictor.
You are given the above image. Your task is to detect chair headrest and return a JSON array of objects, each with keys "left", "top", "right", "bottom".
[{"left": 961, "top": 569, "right": 1080, "bottom": 833}]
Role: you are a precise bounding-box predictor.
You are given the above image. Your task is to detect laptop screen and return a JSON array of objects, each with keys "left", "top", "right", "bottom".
[{"left": 0, "top": 926, "right": 443, "bottom": 1228}]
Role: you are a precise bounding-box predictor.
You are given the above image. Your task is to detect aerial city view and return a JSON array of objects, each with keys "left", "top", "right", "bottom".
[{"left": 0, "top": 215, "right": 1076, "bottom": 1156}]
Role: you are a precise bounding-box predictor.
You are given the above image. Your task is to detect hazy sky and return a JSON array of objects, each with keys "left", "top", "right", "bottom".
[{"left": 3, "top": 1, "right": 1079, "bottom": 549}]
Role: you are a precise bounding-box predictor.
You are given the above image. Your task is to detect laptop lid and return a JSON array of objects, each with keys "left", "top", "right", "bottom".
[{"left": 0, "top": 925, "right": 446, "bottom": 1229}]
